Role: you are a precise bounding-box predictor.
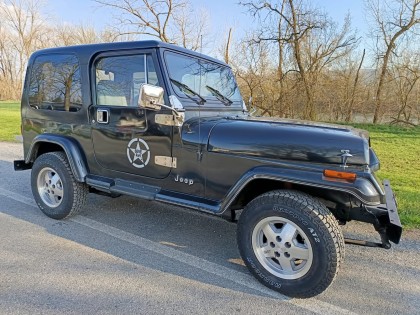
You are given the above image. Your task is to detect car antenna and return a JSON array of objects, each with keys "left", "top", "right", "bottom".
[{"left": 197, "top": 35, "right": 203, "bottom": 162}]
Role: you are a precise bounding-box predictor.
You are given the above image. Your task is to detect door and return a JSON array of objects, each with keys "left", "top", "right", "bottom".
[{"left": 90, "top": 51, "right": 173, "bottom": 179}]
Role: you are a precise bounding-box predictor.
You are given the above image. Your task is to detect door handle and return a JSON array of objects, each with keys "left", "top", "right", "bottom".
[{"left": 97, "top": 109, "right": 109, "bottom": 124}]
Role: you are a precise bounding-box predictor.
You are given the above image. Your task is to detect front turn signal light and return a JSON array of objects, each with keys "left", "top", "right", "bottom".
[{"left": 323, "top": 169, "right": 357, "bottom": 181}]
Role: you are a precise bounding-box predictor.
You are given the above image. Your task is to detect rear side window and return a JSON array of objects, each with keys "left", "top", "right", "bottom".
[{"left": 28, "top": 54, "right": 82, "bottom": 112}]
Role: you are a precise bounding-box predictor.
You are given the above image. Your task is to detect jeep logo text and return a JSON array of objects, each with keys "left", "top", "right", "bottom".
[{"left": 174, "top": 174, "right": 194, "bottom": 185}]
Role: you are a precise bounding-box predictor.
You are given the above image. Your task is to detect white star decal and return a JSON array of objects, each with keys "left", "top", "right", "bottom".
[{"left": 126, "top": 138, "right": 151, "bottom": 168}]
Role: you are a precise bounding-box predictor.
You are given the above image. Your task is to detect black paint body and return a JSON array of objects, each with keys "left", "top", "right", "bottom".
[{"left": 16, "top": 40, "right": 402, "bottom": 245}]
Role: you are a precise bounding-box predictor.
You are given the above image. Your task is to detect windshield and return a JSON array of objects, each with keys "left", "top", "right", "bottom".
[{"left": 165, "top": 52, "right": 242, "bottom": 106}]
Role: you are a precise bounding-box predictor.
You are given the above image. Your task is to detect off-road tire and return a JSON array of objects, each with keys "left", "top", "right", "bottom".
[
  {"left": 237, "top": 190, "right": 344, "bottom": 298},
  {"left": 31, "top": 152, "right": 88, "bottom": 219}
]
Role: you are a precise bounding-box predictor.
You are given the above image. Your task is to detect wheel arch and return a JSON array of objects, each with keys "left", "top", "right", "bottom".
[
  {"left": 26, "top": 134, "right": 88, "bottom": 182},
  {"left": 220, "top": 166, "right": 381, "bottom": 220}
]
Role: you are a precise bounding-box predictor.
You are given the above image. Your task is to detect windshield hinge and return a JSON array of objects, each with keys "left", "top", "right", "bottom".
[
  {"left": 155, "top": 113, "right": 184, "bottom": 127},
  {"left": 155, "top": 156, "right": 177, "bottom": 168}
]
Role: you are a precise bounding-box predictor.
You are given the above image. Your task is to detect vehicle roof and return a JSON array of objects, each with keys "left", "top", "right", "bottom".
[{"left": 30, "top": 40, "right": 228, "bottom": 67}]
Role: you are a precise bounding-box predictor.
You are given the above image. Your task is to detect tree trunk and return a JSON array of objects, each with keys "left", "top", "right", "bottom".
[
  {"left": 288, "top": 0, "right": 314, "bottom": 120},
  {"left": 224, "top": 28, "right": 232, "bottom": 64},
  {"left": 346, "top": 49, "right": 365, "bottom": 122}
]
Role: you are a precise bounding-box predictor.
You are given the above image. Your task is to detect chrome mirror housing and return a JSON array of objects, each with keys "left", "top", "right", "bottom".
[
  {"left": 138, "top": 84, "right": 164, "bottom": 111},
  {"left": 138, "top": 84, "right": 185, "bottom": 126}
]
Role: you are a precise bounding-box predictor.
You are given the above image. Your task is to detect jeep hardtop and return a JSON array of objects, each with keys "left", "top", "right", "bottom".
[{"left": 14, "top": 40, "right": 402, "bottom": 298}]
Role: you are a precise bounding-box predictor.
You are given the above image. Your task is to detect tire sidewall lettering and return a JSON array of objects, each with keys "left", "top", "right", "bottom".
[
  {"left": 273, "top": 204, "right": 322, "bottom": 245},
  {"left": 246, "top": 257, "right": 282, "bottom": 288},
  {"left": 237, "top": 192, "right": 341, "bottom": 297}
]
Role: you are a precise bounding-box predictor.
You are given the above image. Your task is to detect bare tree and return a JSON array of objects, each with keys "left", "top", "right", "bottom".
[
  {"left": 223, "top": 28, "right": 233, "bottom": 64},
  {"left": 0, "top": 25, "right": 17, "bottom": 99},
  {"left": 345, "top": 49, "right": 366, "bottom": 122},
  {"left": 241, "top": 0, "right": 290, "bottom": 117},
  {"left": 52, "top": 24, "right": 120, "bottom": 46},
  {"left": 242, "top": 0, "right": 356, "bottom": 120},
  {"left": 231, "top": 36, "right": 296, "bottom": 117},
  {"left": 94, "top": 0, "right": 209, "bottom": 50},
  {"left": 0, "top": 0, "right": 48, "bottom": 99},
  {"left": 171, "top": 6, "right": 208, "bottom": 51},
  {"left": 316, "top": 49, "right": 367, "bottom": 122},
  {"left": 0, "top": 1, "right": 127, "bottom": 100},
  {"left": 366, "top": 0, "right": 420, "bottom": 123},
  {"left": 389, "top": 53, "right": 420, "bottom": 125}
]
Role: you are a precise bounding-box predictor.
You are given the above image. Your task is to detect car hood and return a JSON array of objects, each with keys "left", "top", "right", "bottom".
[{"left": 205, "top": 116, "right": 370, "bottom": 166}]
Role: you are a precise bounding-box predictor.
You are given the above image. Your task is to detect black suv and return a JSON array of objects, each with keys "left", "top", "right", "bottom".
[{"left": 15, "top": 40, "right": 402, "bottom": 298}]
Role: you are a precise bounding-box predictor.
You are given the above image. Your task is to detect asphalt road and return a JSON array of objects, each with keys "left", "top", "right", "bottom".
[{"left": 0, "top": 142, "right": 419, "bottom": 314}]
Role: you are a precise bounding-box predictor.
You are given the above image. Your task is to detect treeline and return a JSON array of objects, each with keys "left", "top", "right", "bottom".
[
  {"left": 0, "top": 0, "right": 119, "bottom": 101},
  {"left": 1, "top": 0, "right": 420, "bottom": 125}
]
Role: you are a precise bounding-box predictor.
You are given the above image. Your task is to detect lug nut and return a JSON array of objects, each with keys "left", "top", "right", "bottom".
[
  {"left": 270, "top": 242, "right": 275, "bottom": 248},
  {"left": 285, "top": 242, "right": 291, "bottom": 248}
]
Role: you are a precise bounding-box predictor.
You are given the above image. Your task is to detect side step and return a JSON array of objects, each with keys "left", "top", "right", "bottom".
[{"left": 86, "top": 175, "right": 160, "bottom": 201}]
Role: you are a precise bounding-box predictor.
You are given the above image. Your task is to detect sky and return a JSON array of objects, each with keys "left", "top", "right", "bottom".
[
  {"left": 44, "top": 0, "right": 370, "bottom": 58},
  {"left": 46, "top": 0, "right": 369, "bottom": 54}
]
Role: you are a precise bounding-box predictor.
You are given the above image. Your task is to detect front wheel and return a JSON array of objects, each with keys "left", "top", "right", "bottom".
[
  {"left": 237, "top": 190, "right": 344, "bottom": 298},
  {"left": 31, "top": 152, "right": 88, "bottom": 219}
]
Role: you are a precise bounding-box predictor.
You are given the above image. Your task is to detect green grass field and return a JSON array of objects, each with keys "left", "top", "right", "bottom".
[
  {"left": 1, "top": 101, "right": 419, "bottom": 228},
  {"left": 351, "top": 123, "right": 420, "bottom": 229},
  {"left": 0, "top": 101, "right": 21, "bottom": 142}
]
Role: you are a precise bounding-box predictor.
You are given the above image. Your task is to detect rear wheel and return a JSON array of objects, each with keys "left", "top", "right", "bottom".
[
  {"left": 31, "top": 152, "right": 88, "bottom": 219},
  {"left": 237, "top": 190, "right": 344, "bottom": 298}
]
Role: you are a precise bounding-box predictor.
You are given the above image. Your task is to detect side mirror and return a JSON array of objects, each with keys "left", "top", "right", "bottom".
[
  {"left": 138, "top": 84, "right": 164, "bottom": 111},
  {"left": 138, "top": 83, "right": 185, "bottom": 126}
]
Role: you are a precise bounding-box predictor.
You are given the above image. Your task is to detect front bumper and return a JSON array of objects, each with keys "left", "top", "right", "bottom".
[
  {"left": 348, "top": 179, "right": 402, "bottom": 248},
  {"left": 381, "top": 180, "right": 402, "bottom": 244}
]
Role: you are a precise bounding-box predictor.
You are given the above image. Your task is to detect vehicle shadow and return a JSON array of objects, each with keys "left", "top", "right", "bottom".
[
  {"left": 1, "top": 157, "right": 419, "bottom": 314},
  {"left": 0, "top": 160, "right": 283, "bottom": 300}
]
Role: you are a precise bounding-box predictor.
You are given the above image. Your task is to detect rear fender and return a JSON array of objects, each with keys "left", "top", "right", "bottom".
[{"left": 25, "top": 134, "right": 88, "bottom": 182}]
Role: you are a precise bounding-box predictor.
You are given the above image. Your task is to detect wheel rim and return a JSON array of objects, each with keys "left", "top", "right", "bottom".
[
  {"left": 37, "top": 167, "right": 64, "bottom": 208},
  {"left": 252, "top": 216, "right": 313, "bottom": 280}
]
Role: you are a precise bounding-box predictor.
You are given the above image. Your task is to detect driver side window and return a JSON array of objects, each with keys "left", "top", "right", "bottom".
[{"left": 95, "top": 54, "right": 159, "bottom": 107}]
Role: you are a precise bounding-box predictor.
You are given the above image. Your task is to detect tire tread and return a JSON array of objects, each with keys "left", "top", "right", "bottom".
[
  {"left": 31, "top": 151, "right": 88, "bottom": 219},
  {"left": 238, "top": 190, "right": 344, "bottom": 298}
]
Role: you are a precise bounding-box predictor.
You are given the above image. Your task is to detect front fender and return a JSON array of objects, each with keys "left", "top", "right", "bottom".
[
  {"left": 25, "top": 134, "right": 88, "bottom": 182},
  {"left": 219, "top": 166, "right": 381, "bottom": 213}
]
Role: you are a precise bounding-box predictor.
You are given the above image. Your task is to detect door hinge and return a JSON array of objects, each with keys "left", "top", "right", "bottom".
[
  {"left": 155, "top": 114, "right": 183, "bottom": 127},
  {"left": 155, "top": 156, "right": 177, "bottom": 168}
]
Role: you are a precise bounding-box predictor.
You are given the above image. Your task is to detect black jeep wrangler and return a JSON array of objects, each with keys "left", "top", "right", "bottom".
[{"left": 15, "top": 41, "right": 402, "bottom": 298}]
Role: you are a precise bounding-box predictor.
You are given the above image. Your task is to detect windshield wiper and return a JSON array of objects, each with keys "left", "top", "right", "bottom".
[
  {"left": 205, "top": 85, "right": 233, "bottom": 106},
  {"left": 170, "top": 78, "right": 206, "bottom": 105}
]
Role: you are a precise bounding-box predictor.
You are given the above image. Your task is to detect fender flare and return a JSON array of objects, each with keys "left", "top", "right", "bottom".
[
  {"left": 26, "top": 134, "right": 88, "bottom": 182},
  {"left": 219, "top": 165, "right": 381, "bottom": 214}
]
